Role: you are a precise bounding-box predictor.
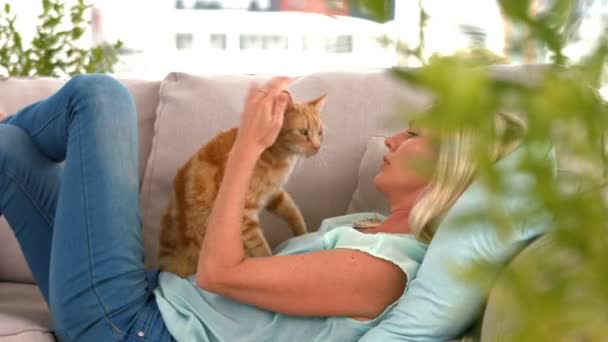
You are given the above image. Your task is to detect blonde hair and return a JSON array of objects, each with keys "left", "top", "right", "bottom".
[{"left": 355, "top": 112, "right": 527, "bottom": 242}]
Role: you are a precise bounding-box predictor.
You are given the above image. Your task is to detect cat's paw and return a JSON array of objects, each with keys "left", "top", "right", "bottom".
[
  {"left": 292, "top": 223, "right": 308, "bottom": 236},
  {"left": 248, "top": 245, "right": 273, "bottom": 257}
]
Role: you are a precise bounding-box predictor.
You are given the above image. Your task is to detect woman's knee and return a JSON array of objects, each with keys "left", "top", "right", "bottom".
[
  {"left": 65, "top": 74, "right": 136, "bottom": 118},
  {"left": 0, "top": 125, "right": 33, "bottom": 163},
  {"left": 0, "top": 124, "right": 62, "bottom": 172}
]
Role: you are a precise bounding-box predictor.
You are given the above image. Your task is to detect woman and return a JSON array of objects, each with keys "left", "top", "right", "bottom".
[{"left": 0, "top": 74, "right": 524, "bottom": 341}]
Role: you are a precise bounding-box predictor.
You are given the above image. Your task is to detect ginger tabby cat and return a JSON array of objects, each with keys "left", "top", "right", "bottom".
[{"left": 159, "top": 91, "right": 327, "bottom": 277}]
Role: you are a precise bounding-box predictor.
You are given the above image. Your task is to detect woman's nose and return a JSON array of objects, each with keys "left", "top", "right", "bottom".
[{"left": 384, "top": 136, "right": 398, "bottom": 151}]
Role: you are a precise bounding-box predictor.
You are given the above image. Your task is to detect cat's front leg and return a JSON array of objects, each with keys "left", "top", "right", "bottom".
[
  {"left": 266, "top": 190, "right": 307, "bottom": 236},
  {"left": 242, "top": 215, "right": 273, "bottom": 257}
]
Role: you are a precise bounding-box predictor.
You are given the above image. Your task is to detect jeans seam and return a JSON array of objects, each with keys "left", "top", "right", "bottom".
[
  {"left": 0, "top": 168, "right": 55, "bottom": 230},
  {"left": 76, "top": 117, "right": 123, "bottom": 341},
  {"left": 136, "top": 305, "right": 156, "bottom": 340},
  {"left": 30, "top": 109, "right": 65, "bottom": 140}
]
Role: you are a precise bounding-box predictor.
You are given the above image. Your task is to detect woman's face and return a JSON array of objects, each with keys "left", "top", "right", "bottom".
[{"left": 374, "top": 126, "right": 439, "bottom": 196}]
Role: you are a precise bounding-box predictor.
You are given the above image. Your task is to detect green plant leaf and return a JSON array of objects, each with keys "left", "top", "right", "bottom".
[
  {"left": 0, "top": 0, "right": 121, "bottom": 77},
  {"left": 42, "top": 0, "right": 51, "bottom": 13},
  {"left": 71, "top": 27, "right": 84, "bottom": 40},
  {"left": 498, "top": 0, "right": 532, "bottom": 21},
  {"left": 349, "top": 0, "right": 392, "bottom": 22}
]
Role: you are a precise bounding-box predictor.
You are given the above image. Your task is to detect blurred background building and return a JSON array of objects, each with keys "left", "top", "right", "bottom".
[
  {"left": 87, "top": 0, "right": 505, "bottom": 78},
  {"left": 3, "top": 0, "right": 607, "bottom": 87}
]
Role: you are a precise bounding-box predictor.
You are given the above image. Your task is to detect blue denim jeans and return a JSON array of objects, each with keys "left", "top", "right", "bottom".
[{"left": 0, "top": 74, "right": 173, "bottom": 341}]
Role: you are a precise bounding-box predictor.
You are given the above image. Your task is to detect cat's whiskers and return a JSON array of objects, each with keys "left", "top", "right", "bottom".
[{"left": 317, "top": 155, "right": 329, "bottom": 170}]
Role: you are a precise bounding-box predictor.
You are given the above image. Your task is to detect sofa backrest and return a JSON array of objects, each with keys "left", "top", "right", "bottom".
[{"left": 0, "top": 66, "right": 549, "bottom": 283}]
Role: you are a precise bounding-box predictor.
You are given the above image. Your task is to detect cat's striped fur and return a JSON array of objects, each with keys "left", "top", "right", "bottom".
[{"left": 158, "top": 93, "right": 327, "bottom": 277}]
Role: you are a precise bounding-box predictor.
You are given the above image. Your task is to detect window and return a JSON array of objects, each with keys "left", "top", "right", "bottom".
[
  {"left": 303, "top": 35, "right": 352, "bottom": 53},
  {"left": 325, "top": 35, "right": 352, "bottom": 53},
  {"left": 175, "top": 33, "right": 194, "bottom": 50},
  {"left": 239, "top": 34, "right": 288, "bottom": 50},
  {"left": 210, "top": 34, "right": 227, "bottom": 50},
  {"left": 193, "top": 1, "right": 221, "bottom": 10}
]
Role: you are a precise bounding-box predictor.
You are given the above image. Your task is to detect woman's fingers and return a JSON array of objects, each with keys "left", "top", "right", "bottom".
[
  {"left": 243, "top": 76, "right": 291, "bottom": 125},
  {"left": 245, "top": 82, "right": 265, "bottom": 110},
  {"left": 258, "top": 93, "right": 275, "bottom": 121},
  {"left": 273, "top": 92, "right": 288, "bottom": 114},
  {"left": 261, "top": 78, "right": 291, "bottom": 104},
  {"left": 236, "top": 78, "right": 292, "bottom": 151},
  {"left": 273, "top": 93, "right": 289, "bottom": 121},
  {"left": 244, "top": 77, "right": 291, "bottom": 117},
  {"left": 260, "top": 77, "right": 292, "bottom": 118},
  {"left": 260, "top": 77, "right": 291, "bottom": 96}
]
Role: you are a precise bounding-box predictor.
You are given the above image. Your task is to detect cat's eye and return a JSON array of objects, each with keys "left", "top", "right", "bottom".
[{"left": 298, "top": 128, "right": 309, "bottom": 136}]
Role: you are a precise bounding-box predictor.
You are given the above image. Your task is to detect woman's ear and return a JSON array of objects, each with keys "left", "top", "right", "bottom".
[
  {"left": 308, "top": 94, "right": 327, "bottom": 112},
  {"left": 281, "top": 90, "right": 295, "bottom": 112}
]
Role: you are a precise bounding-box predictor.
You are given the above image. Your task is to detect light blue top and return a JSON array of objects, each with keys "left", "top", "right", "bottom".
[{"left": 154, "top": 213, "right": 428, "bottom": 342}]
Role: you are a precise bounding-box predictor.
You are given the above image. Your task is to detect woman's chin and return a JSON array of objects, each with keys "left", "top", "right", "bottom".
[{"left": 373, "top": 173, "right": 385, "bottom": 193}]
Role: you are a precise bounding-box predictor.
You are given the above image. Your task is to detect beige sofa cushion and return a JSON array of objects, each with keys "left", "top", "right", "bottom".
[
  {"left": 0, "top": 218, "right": 33, "bottom": 284},
  {"left": 0, "top": 77, "right": 160, "bottom": 283},
  {"left": 0, "top": 283, "right": 53, "bottom": 341},
  {"left": 0, "top": 78, "right": 65, "bottom": 116},
  {"left": 347, "top": 137, "right": 391, "bottom": 215},
  {"left": 120, "top": 79, "right": 162, "bottom": 184},
  {"left": 140, "top": 71, "right": 430, "bottom": 268}
]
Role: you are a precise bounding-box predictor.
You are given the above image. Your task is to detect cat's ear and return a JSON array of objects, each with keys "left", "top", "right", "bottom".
[
  {"left": 308, "top": 94, "right": 327, "bottom": 112},
  {"left": 281, "top": 90, "right": 295, "bottom": 112}
]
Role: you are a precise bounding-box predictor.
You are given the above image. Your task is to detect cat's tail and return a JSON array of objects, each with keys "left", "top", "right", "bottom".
[
  {"left": 158, "top": 195, "right": 200, "bottom": 277},
  {"left": 158, "top": 196, "right": 179, "bottom": 269}
]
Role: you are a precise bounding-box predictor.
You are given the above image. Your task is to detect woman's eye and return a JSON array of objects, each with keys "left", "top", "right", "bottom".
[{"left": 298, "top": 129, "right": 309, "bottom": 136}]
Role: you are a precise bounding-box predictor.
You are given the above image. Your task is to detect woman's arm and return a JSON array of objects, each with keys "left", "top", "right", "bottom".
[
  {"left": 197, "top": 77, "right": 291, "bottom": 275},
  {"left": 196, "top": 78, "right": 406, "bottom": 319},
  {"left": 200, "top": 248, "right": 406, "bottom": 319}
]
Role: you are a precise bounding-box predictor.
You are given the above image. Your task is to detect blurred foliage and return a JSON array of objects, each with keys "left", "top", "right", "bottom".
[
  {"left": 377, "top": 0, "right": 428, "bottom": 65},
  {"left": 0, "top": 0, "right": 122, "bottom": 77},
  {"left": 429, "top": 48, "right": 508, "bottom": 66},
  {"left": 353, "top": 0, "right": 608, "bottom": 340},
  {"left": 351, "top": 0, "right": 394, "bottom": 22}
]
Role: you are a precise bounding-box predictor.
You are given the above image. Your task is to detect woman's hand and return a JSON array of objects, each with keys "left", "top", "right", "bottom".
[{"left": 234, "top": 77, "right": 292, "bottom": 157}]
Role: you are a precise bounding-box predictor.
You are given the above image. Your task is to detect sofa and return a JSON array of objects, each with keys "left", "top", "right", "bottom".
[{"left": 0, "top": 66, "right": 570, "bottom": 341}]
